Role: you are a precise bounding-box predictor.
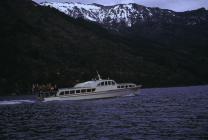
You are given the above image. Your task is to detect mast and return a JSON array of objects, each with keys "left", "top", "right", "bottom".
[{"left": 96, "top": 71, "right": 102, "bottom": 80}]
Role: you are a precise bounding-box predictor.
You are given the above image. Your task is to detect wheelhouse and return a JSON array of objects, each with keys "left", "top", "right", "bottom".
[{"left": 97, "top": 80, "right": 116, "bottom": 87}]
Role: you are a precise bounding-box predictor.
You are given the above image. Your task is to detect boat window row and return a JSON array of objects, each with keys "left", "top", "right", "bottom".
[
  {"left": 117, "top": 84, "right": 136, "bottom": 89},
  {"left": 97, "top": 81, "right": 116, "bottom": 86},
  {"left": 59, "top": 88, "right": 95, "bottom": 95}
]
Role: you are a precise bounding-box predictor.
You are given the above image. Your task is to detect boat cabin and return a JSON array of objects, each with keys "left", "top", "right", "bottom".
[
  {"left": 74, "top": 80, "right": 117, "bottom": 88},
  {"left": 58, "top": 88, "right": 96, "bottom": 96}
]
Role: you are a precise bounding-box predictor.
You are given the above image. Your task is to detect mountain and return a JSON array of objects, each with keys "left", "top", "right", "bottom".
[
  {"left": 40, "top": 2, "right": 208, "bottom": 28},
  {"left": 40, "top": 2, "right": 208, "bottom": 84},
  {"left": 40, "top": 2, "right": 208, "bottom": 56},
  {"left": 0, "top": 0, "right": 208, "bottom": 95},
  {"left": 40, "top": 2, "right": 175, "bottom": 27},
  {"left": 0, "top": 0, "right": 132, "bottom": 95}
]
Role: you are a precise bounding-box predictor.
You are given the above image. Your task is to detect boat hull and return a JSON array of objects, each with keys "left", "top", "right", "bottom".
[{"left": 43, "top": 86, "right": 141, "bottom": 102}]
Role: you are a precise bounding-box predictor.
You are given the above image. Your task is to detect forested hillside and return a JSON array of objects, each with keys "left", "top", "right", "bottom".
[{"left": 0, "top": 0, "right": 207, "bottom": 95}]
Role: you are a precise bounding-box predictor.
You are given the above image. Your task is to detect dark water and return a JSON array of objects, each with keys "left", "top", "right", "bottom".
[{"left": 0, "top": 86, "right": 208, "bottom": 140}]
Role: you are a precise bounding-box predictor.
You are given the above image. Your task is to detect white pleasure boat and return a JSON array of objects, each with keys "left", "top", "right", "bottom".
[{"left": 37, "top": 73, "right": 142, "bottom": 101}]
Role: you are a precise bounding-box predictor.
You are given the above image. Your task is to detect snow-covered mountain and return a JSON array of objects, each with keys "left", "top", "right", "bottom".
[
  {"left": 40, "top": 2, "right": 177, "bottom": 27},
  {"left": 39, "top": 1, "right": 208, "bottom": 46}
]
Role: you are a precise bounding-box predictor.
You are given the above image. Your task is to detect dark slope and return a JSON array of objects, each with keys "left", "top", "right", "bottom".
[
  {"left": 115, "top": 8, "right": 208, "bottom": 84},
  {"left": 0, "top": 0, "right": 206, "bottom": 95}
]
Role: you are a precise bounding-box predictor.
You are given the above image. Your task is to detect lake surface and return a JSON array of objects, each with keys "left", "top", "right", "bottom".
[{"left": 0, "top": 85, "right": 208, "bottom": 140}]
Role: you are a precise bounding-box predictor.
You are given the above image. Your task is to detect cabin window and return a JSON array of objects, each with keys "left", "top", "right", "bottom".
[
  {"left": 70, "top": 90, "right": 75, "bottom": 94},
  {"left": 81, "top": 89, "right": 86, "bottom": 93},
  {"left": 76, "top": 90, "right": 80, "bottom": 93},
  {"left": 117, "top": 86, "right": 120, "bottom": 88},
  {"left": 126, "top": 85, "right": 128, "bottom": 88},
  {"left": 105, "top": 81, "right": 108, "bottom": 85},
  {"left": 98, "top": 83, "right": 101, "bottom": 86},
  {"left": 108, "top": 81, "right": 111, "bottom": 85},
  {"left": 60, "top": 92, "right": 64, "bottom": 95},
  {"left": 101, "top": 82, "right": 104, "bottom": 86},
  {"left": 129, "top": 85, "right": 132, "bottom": 88},
  {"left": 87, "top": 89, "right": 91, "bottom": 92},
  {"left": 121, "top": 86, "right": 124, "bottom": 88},
  {"left": 92, "top": 89, "right": 95, "bottom": 92},
  {"left": 65, "top": 91, "right": 69, "bottom": 95},
  {"left": 112, "top": 81, "right": 115, "bottom": 85}
]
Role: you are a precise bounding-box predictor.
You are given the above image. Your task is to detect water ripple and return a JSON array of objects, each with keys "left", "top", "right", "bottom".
[{"left": 0, "top": 85, "right": 208, "bottom": 139}]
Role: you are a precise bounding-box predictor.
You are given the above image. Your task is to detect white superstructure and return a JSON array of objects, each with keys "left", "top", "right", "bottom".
[{"left": 37, "top": 73, "right": 141, "bottom": 101}]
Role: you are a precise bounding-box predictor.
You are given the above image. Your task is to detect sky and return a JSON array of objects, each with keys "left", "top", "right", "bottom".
[{"left": 34, "top": 0, "right": 208, "bottom": 12}]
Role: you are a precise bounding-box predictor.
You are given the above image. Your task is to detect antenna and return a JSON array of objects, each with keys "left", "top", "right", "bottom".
[{"left": 96, "top": 71, "right": 102, "bottom": 80}]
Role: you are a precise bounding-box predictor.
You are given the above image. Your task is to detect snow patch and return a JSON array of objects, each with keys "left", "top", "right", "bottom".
[{"left": 40, "top": 2, "right": 172, "bottom": 27}]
